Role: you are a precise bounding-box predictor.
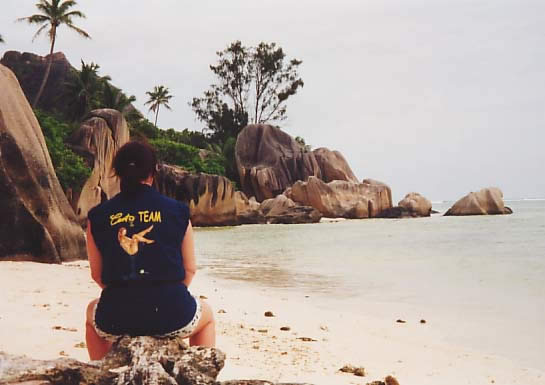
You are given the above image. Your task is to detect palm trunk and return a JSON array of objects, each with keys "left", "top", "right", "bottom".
[
  {"left": 154, "top": 106, "right": 160, "bottom": 127},
  {"left": 33, "top": 26, "right": 56, "bottom": 108}
]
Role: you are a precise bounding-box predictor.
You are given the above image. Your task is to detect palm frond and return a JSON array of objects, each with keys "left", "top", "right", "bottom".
[
  {"left": 17, "top": 14, "right": 50, "bottom": 24},
  {"left": 58, "top": 0, "right": 78, "bottom": 15},
  {"left": 63, "top": 10, "right": 85, "bottom": 18},
  {"left": 32, "top": 23, "right": 50, "bottom": 41},
  {"left": 66, "top": 23, "right": 90, "bottom": 38}
]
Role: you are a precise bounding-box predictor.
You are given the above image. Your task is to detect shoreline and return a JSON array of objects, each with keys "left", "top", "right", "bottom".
[{"left": 0, "top": 261, "right": 544, "bottom": 385}]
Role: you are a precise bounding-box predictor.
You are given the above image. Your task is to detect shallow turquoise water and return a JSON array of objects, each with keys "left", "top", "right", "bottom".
[{"left": 194, "top": 200, "right": 545, "bottom": 370}]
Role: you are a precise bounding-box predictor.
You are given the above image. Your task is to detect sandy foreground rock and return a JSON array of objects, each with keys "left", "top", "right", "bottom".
[
  {"left": 0, "top": 64, "right": 86, "bottom": 263},
  {"left": 1, "top": 261, "right": 543, "bottom": 385}
]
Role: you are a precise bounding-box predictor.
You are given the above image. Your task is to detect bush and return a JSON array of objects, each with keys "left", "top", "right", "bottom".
[
  {"left": 150, "top": 138, "right": 226, "bottom": 176},
  {"left": 35, "top": 110, "right": 91, "bottom": 192}
]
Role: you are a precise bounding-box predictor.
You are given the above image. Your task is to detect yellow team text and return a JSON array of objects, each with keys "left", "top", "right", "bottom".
[{"left": 139, "top": 210, "right": 162, "bottom": 223}]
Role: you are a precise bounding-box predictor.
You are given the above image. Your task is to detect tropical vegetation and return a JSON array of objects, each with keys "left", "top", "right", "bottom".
[
  {"left": 145, "top": 85, "right": 173, "bottom": 127},
  {"left": 35, "top": 110, "right": 91, "bottom": 192},
  {"left": 18, "top": 0, "right": 90, "bottom": 107},
  {"left": 3, "top": 22, "right": 306, "bottom": 193},
  {"left": 191, "top": 41, "right": 304, "bottom": 143}
]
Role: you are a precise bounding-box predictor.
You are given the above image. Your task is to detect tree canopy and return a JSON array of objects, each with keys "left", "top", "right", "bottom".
[
  {"left": 18, "top": 0, "right": 90, "bottom": 107},
  {"left": 190, "top": 41, "right": 304, "bottom": 185},
  {"left": 191, "top": 41, "right": 304, "bottom": 142}
]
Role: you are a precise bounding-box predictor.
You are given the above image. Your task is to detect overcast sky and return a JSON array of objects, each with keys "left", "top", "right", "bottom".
[{"left": 2, "top": 0, "right": 544, "bottom": 201}]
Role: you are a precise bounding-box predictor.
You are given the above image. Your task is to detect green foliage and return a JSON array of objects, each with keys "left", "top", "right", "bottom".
[
  {"left": 191, "top": 40, "right": 304, "bottom": 136},
  {"left": 35, "top": 109, "right": 91, "bottom": 192},
  {"left": 64, "top": 61, "right": 108, "bottom": 120},
  {"left": 129, "top": 117, "right": 159, "bottom": 139},
  {"left": 149, "top": 138, "right": 226, "bottom": 176},
  {"left": 102, "top": 82, "right": 136, "bottom": 112},
  {"left": 295, "top": 136, "right": 311, "bottom": 152},
  {"left": 157, "top": 128, "right": 209, "bottom": 149}
]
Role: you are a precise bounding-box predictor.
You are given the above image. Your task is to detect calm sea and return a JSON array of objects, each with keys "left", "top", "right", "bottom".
[{"left": 194, "top": 200, "right": 545, "bottom": 371}]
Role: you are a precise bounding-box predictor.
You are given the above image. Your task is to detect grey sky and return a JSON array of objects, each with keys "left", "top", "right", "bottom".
[{"left": 2, "top": 0, "right": 544, "bottom": 201}]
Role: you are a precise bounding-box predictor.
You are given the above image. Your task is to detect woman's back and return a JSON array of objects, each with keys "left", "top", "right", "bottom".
[{"left": 88, "top": 184, "right": 189, "bottom": 285}]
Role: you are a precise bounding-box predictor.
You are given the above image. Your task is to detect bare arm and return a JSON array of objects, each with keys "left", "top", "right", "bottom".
[
  {"left": 87, "top": 221, "right": 105, "bottom": 289},
  {"left": 182, "top": 221, "right": 197, "bottom": 288}
]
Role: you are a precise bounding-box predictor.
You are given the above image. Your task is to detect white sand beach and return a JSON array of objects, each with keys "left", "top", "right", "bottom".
[{"left": 0, "top": 260, "right": 544, "bottom": 385}]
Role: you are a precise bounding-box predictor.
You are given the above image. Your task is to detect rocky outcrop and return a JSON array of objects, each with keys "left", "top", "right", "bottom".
[
  {"left": 235, "top": 124, "right": 322, "bottom": 202},
  {"left": 235, "top": 125, "right": 362, "bottom": 203},
  {"left": 445, "top": 187, "right": 512, "bottom": 216},
  {"left": 0, "top": 336, "right": 309, "bottom": 385},
  {"left": 67, "top": 109, "right": 129, "bottom": 223},
  {"left": 235, "top": 191, "right": 266, "bottom": 225},
  {"left": 312, "top": 147, "right": 358, "bottom": 183},
  {"left": 155, "top": 164, "right": 320, "bottom": 226},
  {"left": 286, "top": 177, "right": 392, "bottom": 219},
  {"left": 155, "top": 164, "right": 239, "bottom": 226},
  {"left": 0, "top": 64, "right": 86, "bottom": 262},
  {"left": 379, "top": 192, "right": 432, "bottom": 218},
  {"left": 0, "top": 51, "right": 73, "bottom": 113},
  {"left": 260, "top": 195, "right": 322, "bottom": 224}
]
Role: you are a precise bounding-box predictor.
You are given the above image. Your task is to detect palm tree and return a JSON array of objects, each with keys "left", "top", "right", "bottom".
[
  {"left": 102, "top": 82, "right": 136, "bottom": 114},
  {"left": 65, "top": 60, "right": 109, "bottom": 120},
  {"left": 145, "top": 86, "right": 173, "bottom": 128},
  {"left": 18, "top": 0, "right": 90, "bottom": 107}
]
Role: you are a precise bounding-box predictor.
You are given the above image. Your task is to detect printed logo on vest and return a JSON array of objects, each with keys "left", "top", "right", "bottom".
[
  {"left": 118, "top": 225, "right": 155, "bottom": 256},
  {"left": 110, "top": 212, "right": 136, "bottom": 227}
]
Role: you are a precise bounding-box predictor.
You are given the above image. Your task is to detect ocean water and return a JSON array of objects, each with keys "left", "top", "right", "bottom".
[{"left": 194, "top": 200, "right": 545, "bottom": 371}]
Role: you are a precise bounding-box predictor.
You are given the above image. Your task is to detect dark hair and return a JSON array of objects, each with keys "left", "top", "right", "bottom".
[{"left": 113, "top": 141, "right": 157, "bottom": 193}]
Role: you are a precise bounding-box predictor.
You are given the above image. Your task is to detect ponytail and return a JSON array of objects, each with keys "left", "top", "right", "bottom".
[{"left": 112, "top": 141, "right": 157, "bottom": 194}]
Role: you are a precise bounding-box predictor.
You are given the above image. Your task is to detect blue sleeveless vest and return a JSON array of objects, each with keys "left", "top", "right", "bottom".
[{"left": 88, "top": 184, "right": 189, "bottom": 285}]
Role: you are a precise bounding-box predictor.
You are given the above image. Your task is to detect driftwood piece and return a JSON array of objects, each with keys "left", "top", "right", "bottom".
[
  {"left": 0, "top": 336, "right": 313, "bottom": 385},
  {"left": 0, "top": 336, "right": 223, "bottom": 385}
]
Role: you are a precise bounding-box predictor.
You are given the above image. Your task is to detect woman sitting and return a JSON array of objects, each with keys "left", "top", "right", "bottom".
[{"left": 84, "top": 141, "right": 215, "bottom": 360}]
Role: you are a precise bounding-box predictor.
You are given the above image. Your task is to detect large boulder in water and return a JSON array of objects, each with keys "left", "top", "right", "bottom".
[
  {"left": 312, "top": 147, "right": 358, "bottom": 183},
  {"left": 235, "top": 124, "right": 322, "bottom": 202},
  {"left": 445, "top": 187, "right": 512, "bottom": 216},
  {"left": 286, "top": 176, "right": 392, "bottom": 218},
  {"left": 67, "top": 109, "right": 129, "bottom": 223},
  {"left": 0, "top": 64, "right": 86, "bottom": 263},
  {"left": 398, "top": 192, "right": 432, "bottom": 217},
  {"left": 378, "top": 192, "right": 433, "bottom": 218}
]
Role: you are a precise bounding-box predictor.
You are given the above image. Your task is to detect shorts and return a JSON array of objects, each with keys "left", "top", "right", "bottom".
[{"left": 93, "top": 284, "right": 202, "bottom": 342}]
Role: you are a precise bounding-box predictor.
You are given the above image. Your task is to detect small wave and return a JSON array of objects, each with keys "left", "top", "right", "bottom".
[{"left": 505, "top": 198, "right": 545, "bottom": 202}]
